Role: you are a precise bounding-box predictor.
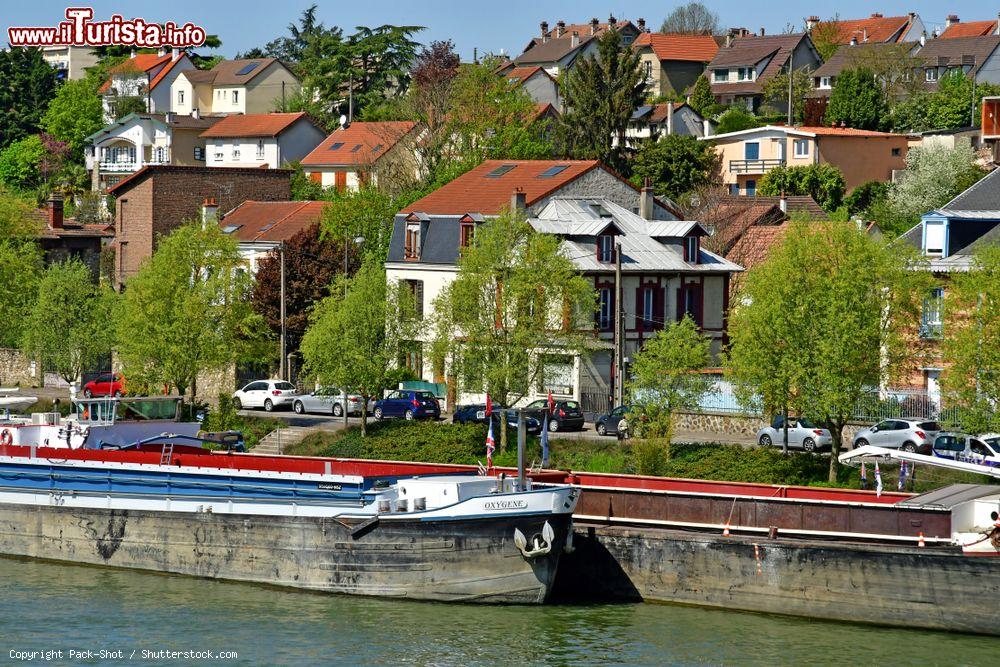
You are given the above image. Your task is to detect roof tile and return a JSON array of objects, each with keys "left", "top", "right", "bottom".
[
  {"left": 220, "top": 200, "right": 327, "bottom": 242},
  {"left": 816, "top": 15, "right": 913, "bottom": 44},
  {"left": 940, "top": 20, "right": 997, "bottom": 39},
  {"left": 200, "top": 112, "right": 310, "bottom": 138},
  {"left": 300, "top": 121, "right": 417, "bottom": 167},
  {"left": 634, "top": 33, "right": 719, "bottom": 62}
]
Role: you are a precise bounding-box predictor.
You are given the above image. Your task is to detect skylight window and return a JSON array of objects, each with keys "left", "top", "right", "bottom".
[
  {"left": 372, "top": 144, "right": 383, "bottom": 153},
  {"left": 486, "top": 164, "right": 517, "bottom": 178},
  {"left": 350, "top": 144, "right": 363, "bottom": 152},
  {"left": 221, "top": 224, "right": 242, "bottom": 234},
  {"left": 259, "top": 222, "right": 276, "bottom": 233},
  {"left": 539, "top": 165, "right": 570, "bottom": 178},
  {"left": 328, "top": 142, "right": 344, "bottom": 150},
  {"left": 236, "top": 62, "right": 261, "bottom": 76}
]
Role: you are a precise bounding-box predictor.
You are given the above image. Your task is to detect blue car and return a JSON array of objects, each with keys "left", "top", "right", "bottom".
[{"left": 373, "top": 390, "right": 441, "bottom": 421}]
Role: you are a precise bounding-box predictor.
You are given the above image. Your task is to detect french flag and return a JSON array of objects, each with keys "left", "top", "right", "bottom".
[{"left": 486, "top": 419, "right": 495, "bottom": 469}]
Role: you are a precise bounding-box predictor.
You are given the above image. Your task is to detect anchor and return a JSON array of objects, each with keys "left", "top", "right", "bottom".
[{"left": 513, "top": 521, "right": 555, "bottom": 558}]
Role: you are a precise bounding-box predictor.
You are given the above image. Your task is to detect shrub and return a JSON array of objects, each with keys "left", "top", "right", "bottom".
[
  {"left": 758, "top": 163, "right": 846, "bottom": 211},
  {"left": 715, "top": 107, "right": 759, "bottom": 134}
]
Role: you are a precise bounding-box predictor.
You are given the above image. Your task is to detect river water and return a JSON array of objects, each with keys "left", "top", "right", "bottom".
[{"left": 1, "top": 557, "right": 996, "bottom": 666}]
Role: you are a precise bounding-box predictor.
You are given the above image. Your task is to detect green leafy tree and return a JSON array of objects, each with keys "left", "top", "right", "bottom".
[
  {"left": 844, "top": 181, "right": 889, "bottom": 218},
  {"left": 688, "top": 75, "right": 715, "bottom": 117},
  {"left": 761, "top": 68, "right": 813, "bottom": 121},
  {"left": 433, "top": 210, "right": 595, "bottom": 450},
  {"left": 116, "top": 222, "right": 266, "bottom": 402},
  {"left": 926, "top": 71, "right": 1000, "bottom": 130},
  {"left": 0, "top": 135, "right": 46, "bottom": 190},
  {"left": 659, "top": 2, "right": 720, "bottom": 34},
  {"left": 715, "top": 107, "right": 759, "bottom": 134},
  {"left": 321, "top": 187, "right": 405, "bottom": 264},
  {"left": 626, "top": 318, "right": 712, "bottom": 472},
  {"left": 825, "top": 68, "right": 888, "bottom": 131},
  {"left": 631, "top": 135, "right": 718, "bottom": 202},
  {"left": 758, "top": 164, "right": 846, "bottom": 211},
  {"left": 300, "top": 258, "right": 417, "bottom": 436},
  {"left": 727, "top": 221, "right": 927, "bottom": 481},
  {"left": 288, "top": 160, "right": 325, "bottom": 200},
  {"left": 557, "top": 29, "right": 645, "bottom": 174},
  {"left": 0, "top": 185, "right": 42, "bottom": 238},
  {"left": 41, "top": 78, "right": 104, "bottom": 159},
  {"left": 942, "top": 245, "right": 1000, "bottom": 432},
  {"left": 0, "top": 47, "right": 57, "bottom": 151},
  {"left": 0, "top": 240, "right": 43, "bottom": 348},
  {"left": 21, "top": 259, "right": 117, "bottom": 383},
  {"left": 810, "top": 17, "right": 844, "bottom": 61}
]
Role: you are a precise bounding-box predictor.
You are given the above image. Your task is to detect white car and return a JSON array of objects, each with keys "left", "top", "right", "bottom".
[
  {"left": 232, "top": 380, "right": 299, "bottom": 412},
  {"left": 756, "top": 415, "right": 833, "bottom": 452}
]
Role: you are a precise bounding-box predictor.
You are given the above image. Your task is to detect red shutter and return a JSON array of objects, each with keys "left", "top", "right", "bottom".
[
  {"left": 308, "top": 171, "right": 322, "bottom": 183},
  {"left": 654, "top": 286, "right": 665, "bottom": 330},
  {"left": 334, "top": 171, "right": 347, "bottom": 192},
  {"left": 693, "top": 285, "right": 704, "bottom": 329}
]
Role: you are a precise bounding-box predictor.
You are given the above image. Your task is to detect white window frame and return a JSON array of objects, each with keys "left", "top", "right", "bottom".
[
  {"left": 921, "top": 287, "right": 944, "bottom": 339},
  {"left": 925, "top": 68, "right": 938, "bottom": 83},
  {"left": 713, "top": 68, "right": 729, "bottom": 83},
  {"left": 233, "top": 90, "right": 239, "bottom": 105},
  {"left": 599, "top": 287, "right": 613, "bottom": 329},
  {"left": 256, "top": 139, "right": 265, "bottom": 159},
  {"left": 819, "top": 76, "right": 832, "bottom": 89},
  {"left": 177, "top": 89, "right": 185, "bottom": 104},
  {"left": 793, "top": 139, "right": 810, "bottom": 158},
  {"left": 642, "top": 287, "right": 654, "bottom": 324},
  {"left": 686, "top": 236, "right": 699, "bottom": 263},
  {"left": 232, "top": 140, "right": 240, "bottom": 160}
]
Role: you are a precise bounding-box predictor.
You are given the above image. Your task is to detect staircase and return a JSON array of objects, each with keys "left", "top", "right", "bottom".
[{"left": 253, "top": 426, "right": 317, "bottom": 455}]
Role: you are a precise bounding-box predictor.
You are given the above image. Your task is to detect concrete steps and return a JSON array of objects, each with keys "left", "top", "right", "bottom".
[{"left": 253, "top": 426, "right": 317, "bottom": 455}]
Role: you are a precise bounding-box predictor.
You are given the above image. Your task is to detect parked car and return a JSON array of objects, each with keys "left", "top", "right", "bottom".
[
  {"left": 373, "top": 390, "right": 440, "bottom": 421},
  {"left": 83, "top": 373, "right": 125, "bottom": 398},
  {"left": 523, "top": 398, "right": 585, "bottom": 432},
  {"left": 232, "top": 380, "right": 299, "bottom": 412},
  {"left": 452, "top": 404, "right": 541, "bottom": 434},
  {"left": 293, "top": 387, "right": 371, "bottom": 417},
  {"left": 852, "top": 419, "right": 942, "bottom": 452},
  {"left": 756, "top": 416, "right": 833, "bottom": 452},
  {"left": 933, "top": 433, "right": 1000, "bottom": 466},
  {"left": 595, "top": 405, "right": 638, "bottom": 437}
]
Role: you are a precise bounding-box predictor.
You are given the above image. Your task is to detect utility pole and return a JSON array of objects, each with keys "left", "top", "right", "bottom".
[
  {"left": 279, "top": 242, "right": 287, "bottom": 381},
  {"left": 787, "top": 48, "right": 794, "bottom": 126},
  {"left": 614, "top": 240, "right": 624, "bottom": 407},
  {"left": 517, "top": 410, "right": 526, "bottom": 491},
  {"left": 348, "top": 71, "right": 353, "bottom": 123}
]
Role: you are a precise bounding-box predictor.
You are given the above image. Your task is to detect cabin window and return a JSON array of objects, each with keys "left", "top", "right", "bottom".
[
  {"left": 819, "top": 76, "right": 832, "bottom": 89},
  {"left": 597, "top": 287, "right": 614, "bottom": 330},
  {"left": 713, "top": 68, "right": 729, "bottom": 82},
  {"left": 920, "top": 288, "right": 944, "bottom": 339},
  {"left": 404, "top": 224, "right": 421, "bottom": 260},
  {"left": 177, "top": 89, "right": 185, "bottom": 104},
  {"left": 598, "top": 234, "right": 615, "bottom": 263},
  {"left": 685, "top": 236, "right": 700, "bottom": 264},
  {"left": 925, "top": 68, "right": 938, "bottom": 83},
  {"left": 794, "top": 139, "right": 810, "bottom": 157}
]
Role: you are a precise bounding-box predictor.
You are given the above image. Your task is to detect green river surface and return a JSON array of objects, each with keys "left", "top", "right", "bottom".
[{"left": 1, "top": 556, "right": 997, "bottom": 666}]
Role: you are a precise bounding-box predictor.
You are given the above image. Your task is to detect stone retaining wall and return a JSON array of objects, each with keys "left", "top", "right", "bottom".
[
  {"left": 0, "top": 348, "right": 39, "bottom": 387},
  {"left": 674, "top": 411, "right": 868, "bottom": 444}
]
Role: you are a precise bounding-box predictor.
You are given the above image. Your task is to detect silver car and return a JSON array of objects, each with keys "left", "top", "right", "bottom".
[
  {"left": 293, "top": 387, "right": 369, "bottom": 417},
  {"left": 852, "top": 419, "right": 942, "bottom": 452},
  {"left": 756, "top": 416, "right": 833, "bottom": 452}
]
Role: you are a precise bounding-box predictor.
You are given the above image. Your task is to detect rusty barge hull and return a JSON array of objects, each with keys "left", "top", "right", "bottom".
[
  {"left": 0, "top": 503, "right": 569, "bottom": 604},
  {"left": 559, "top": 524, "right": 1000, "bottom": 636}
]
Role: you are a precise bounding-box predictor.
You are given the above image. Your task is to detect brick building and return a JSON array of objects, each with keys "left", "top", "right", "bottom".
[{"left": 107, "top": 165, "right": 291, "bottom": 288}]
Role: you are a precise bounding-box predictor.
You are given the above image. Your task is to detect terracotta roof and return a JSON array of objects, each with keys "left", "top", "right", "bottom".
[
  {"left": 634, "top": 33, "right": 719, "bottom": 62},
  {"left": 401, "top": 160, "right": 604, "bottom": 215},
  {"left": 725, "top": 224, "right": 790, "bottom": 269},
  {"left": 529, "top": 102, "right": 560, "bottom": 121},
  {"left": 200, "top": 112, "right": 310, "bottom": 138},
  {"left": 107, "top": 164, "right": 293, "bottom": 196},
  {"left": 98, "top": 53, "right": 172, "bottom": 93},
  {"left": 300, "top": 121, "right": 417, "bottom": 167},
  {"left": 219, "top": 200, "right": 327, "bottom": 242},
  {"left": 147, "top": 55, "right": 190, "bottom": 91},
  {"left": 795, "top": 125, "right": 903, "bottom": 137},
  {"left": 505, "top": 65, "right": 548, "bottom": 82},
  {"left": 718, "top": 194, "right": 825, "bottom": 216},
  {"left": 700, "top": 199, "right": 786, "bottom": 254},
  {"left": 28, "top": 209, "right": 114, "bottom": 239},
  {"left": 816, "top": 15, "right": 913, "bottom": 45},
  {"left": 940, "top": 20, "right": 997, "bottom": 39}
]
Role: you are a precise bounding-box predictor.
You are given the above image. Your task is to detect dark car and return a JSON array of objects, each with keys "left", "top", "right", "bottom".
[
  {"left": 83, "top": 373, "right": 125, "bottom": 398},
  {"left": 373, "top": 390, "right": 440, "bottom": 421},
  {"left": 595, "top": 405, "right": 638, "bottom": 437},
  {"left": 524, "top": 398, "right": 585, "bottom": 432},
  {"left": 452, "top": 404, "right": 541, "bottom": 435}
]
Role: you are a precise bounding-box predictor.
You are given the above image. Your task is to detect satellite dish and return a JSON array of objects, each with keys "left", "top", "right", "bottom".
[{"left": 339, "top": 114, "right": 348, "bottom": 127}]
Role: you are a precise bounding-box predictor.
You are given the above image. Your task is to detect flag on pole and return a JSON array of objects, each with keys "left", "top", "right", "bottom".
[
  {"left": 541, "top": 411, "right": 550, "bottom": 468},
  {"left": 485, "top": 419, "right": 495, "bottom": 470},
  {"left": 860, "top": 461, "right": 867, "bottom": 490},
  {"left": 898, "top": 460, "right": 908, "bottom": 491},
  {"left": 485, "top": 393, "right": 493, "bottom": 416},
  {"left": 875, "top": 461, "right": 883, "bottom": 497}
]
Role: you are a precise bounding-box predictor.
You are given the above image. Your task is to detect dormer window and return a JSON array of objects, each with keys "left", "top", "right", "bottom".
[
  {"left": 685, "top": 235, "right": 700, "bottom": 264},
  {"left": 460, "top": 220, "right": 475, "bottom": 247},
  {"left": 713, "top": 68, "right": 729, "bottom": 82},
  {"left": 925, "top": 68, "right": 938, "bottom": 83},
  {"left": 598, "top": 234, "right": 615, "bottom": 263},
  {"left": 923, "top": 219, "right": 945, "bottom": 257},
  {"left": 404, "top": 223, "right": 421, "bottom": 260}
]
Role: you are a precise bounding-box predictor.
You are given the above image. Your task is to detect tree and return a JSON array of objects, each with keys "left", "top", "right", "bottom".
[
  {"left": 761, "top": 68, "right": 813, "bottom": 121},
  {"left": 886, "top": 143, "right": 986, "bottom": 232},
  {"left": 321, "top": 187, "right": 405, "bottom": 264},
  {"left": 660, "top": 2, "right": 720, "bottom": 35},
  {"left": 825, "top": 68, "right": 888, "bottom": 131},
  {"left": 758, "top": 164, "right": 846, "bottom": 211},
  {"left": 942, "top": 245, "right": 1000, "bottom": 432},
  {"left": 300, "top": 258, "right": 417, "bottom": 436},
  {"left": 252, "top": 224, "right": 353, "bottom": 357},
  {"left": 810, "top": 18, "right": 843, "bottom": 61},
  {"left": 926, "top": 71, "right": 1000, "bottom": 131},
  {"left": 116, "top": 222, "right": 266, "bottom": 402},
  {"left": 0, "top": 47, "right": 56, "bottom": 151},
  {"left": 0, "top": 135, "right": 46, "bottom": 191},
  {"left": 727, "top": 220, "right": 927, "bottom": 481},
  {"left": 432, "top": 210, "right": 595, "bottom": 450},
  {"left": 41, "top": 78, "right": 105, "bottom": 160},
  {"left": 0, "top": 185, "right": 43, "bottom": 238},
  {"left": 21, "top": 259, "right": 116, "bottom": 383},
  {"left": 844, "top": 181, "right": 889, "bottom": 218},
  {"left": 688, "top": 75, "right": 716, "bottom": 117},
  {"left": 406, "top": 40, "right": 461, "bottom": 178},
  {"left": 626, "top": 318, "right": 712, "bottom": 472},
  {"left": 631, "top": 135, "right": 718, "bottom": 202},
  {"left": 239, "top": 5, "right": 327, "bottom": 62},
  {"left": 0, "top": 240, "right": 43, "bottom": 349},
  {"left": 288, "top": 160, "right": 326, "bottom": 200},
  {"left": 557, "top": 29, "right": 645, "bottom": 174},
  {"left": 715, "top": 107, "right": 759, "bottom": 134}
]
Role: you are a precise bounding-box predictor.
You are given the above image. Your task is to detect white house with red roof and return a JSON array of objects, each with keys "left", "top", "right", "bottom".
[
  {"left": 300, "top": 120, "right": 421, "bottom": 192},
  {"left": 503, "top": 66, "right": 562, "bottom": 111},
  {"left": 200, "top": 113, "right": 326, "bottom": 168},
  {"left": 99, "top": 49, "right": 196, "bottom": 122}
]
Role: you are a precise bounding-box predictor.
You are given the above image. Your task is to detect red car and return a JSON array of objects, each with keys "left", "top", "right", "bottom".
[{"left": 83, "top": 373, "right": 125, "bottom": 398}]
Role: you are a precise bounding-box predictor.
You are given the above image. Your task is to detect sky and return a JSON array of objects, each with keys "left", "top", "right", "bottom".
[{"left": 3, "top": 1, "right": 997, "bottom": 61}]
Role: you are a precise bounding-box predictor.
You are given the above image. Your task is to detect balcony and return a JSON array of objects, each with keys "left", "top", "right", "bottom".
[{"left": 729, "top": 158, "right": 785, "bottom": 174}]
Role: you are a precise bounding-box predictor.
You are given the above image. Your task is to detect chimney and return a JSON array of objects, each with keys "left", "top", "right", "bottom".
[
  {"left": 639, "top": 181, "right": 654, "bottom": 220},
  {"left": 511, "top": 188, "right": 526, "bottom": 215},
  {"left": 870, "top": 13, "right": 883, "bottom": 19},
  {"left": 157, "top": 46, "right": 167, "bottom": 57},
  {"left": 201, "top": 197, "right": 218, "bottom": 226},
  {"left": 171, "top": 47, "right": 181, "bottom": 61},
  {"left": 540, "top": 21, "right": 549, "bottom": 43},
  {"left": 556, "top": 20, "right": 565, "bottom": 38},
  {"left": 779, "top": 192, "right": 787, "bottom": 213},
  {"left": 47, "top": 194, "right": 64, "bottom": 230},
  {"left": 759, "top": 27, "right": 766, "bottom": 37},
  {"left": 165, "top": 112, "right": 172, "bottom": 124},
  {"left": 703, "top": 119, "right": 712, "bottom": 136},
  {"left": 192, "top": 108, "right": 200, "bottom": 119},
  {"left": 591, "top": 18, "right": 599, "bottom": 35},
  {"left": 571, "top": 31, "right": 580, "bottom": 48},
  {"left": 997, "top": 13, "right": 1000, "bottom": 35},
  {"left": 129, "top": 48, "right": 136, "bottom": 59},
  {"left": 725, "top": 33, "right": 733, "bottom": 48},
  {"left": 946, "top": 15, "right": 959, "bottom": 29},
  {"left": 919, "top": 32, "right": 926, "bottom": 47},
  {"left": 806, "top": 16, "right": 819, "bottom": 32},
  {"left": 850, "top": 36, "right": 858, "bottom": 46},
  {"left": 637, "top": 18, "right": 646, "bottom": 32},
  {"left": 666, "top": 103, "right": 674, "bottom": 135},
  {"left": 862, "top": 28, "right": 868, "bottom": 43}
]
